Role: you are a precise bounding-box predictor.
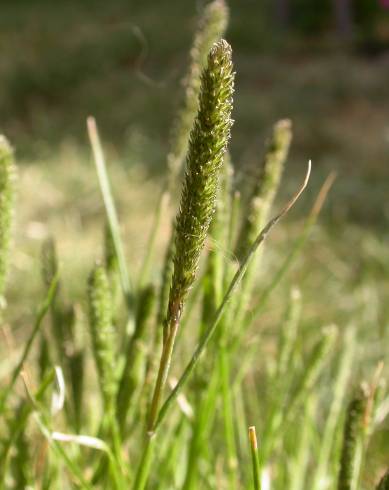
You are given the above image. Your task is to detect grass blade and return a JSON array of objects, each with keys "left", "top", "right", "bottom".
[
  {"left": 87, "top": 116, "right": 133, "bottom": 313},
  {"left": 155, "top": 161, "right": 311, "bottom": 430},
  {"left": 243, "top": 171, "right": 336, "bottom": 331},
  {"left": 312, "top": 328, "right": 355, "bottom": 489}
]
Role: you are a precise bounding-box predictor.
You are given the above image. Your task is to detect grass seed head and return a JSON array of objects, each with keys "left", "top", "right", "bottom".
[
  {"left": 0, "top": 135, "right": 16, "bottom": 302},
  {"left": 338, "top": 383, "right": 370, "bottom": 490},
  {"left": 169, "top": 39, "right": 234, "bottom": 323},
  {"left": 41, "top": 237, "right": 59, "bottom": 288},
  {"left": 237, "top": 119, "right": 292, "bottom": 259},
  {"left": 88, "top": 263, "right": 117, "bottom": 412}
]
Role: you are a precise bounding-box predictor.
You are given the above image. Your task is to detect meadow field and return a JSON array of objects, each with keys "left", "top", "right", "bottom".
[{"left": 0, "top": 0, "right": 388, "bottom": 488}]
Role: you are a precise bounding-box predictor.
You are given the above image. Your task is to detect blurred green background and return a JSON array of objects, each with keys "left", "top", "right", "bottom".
[
  {"left": 0, "top": 1, "right": 388, "bottom": 191},
  {"left": 1, "top": 2, "right": 388, "bottom": 318},
  {"left": 1, "top": 0, "right": 389, "bottom": 225}
]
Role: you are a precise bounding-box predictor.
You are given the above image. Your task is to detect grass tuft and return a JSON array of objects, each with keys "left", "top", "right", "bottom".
[{"left": 0, "top": 5, "right": 387, "bottom": 488}]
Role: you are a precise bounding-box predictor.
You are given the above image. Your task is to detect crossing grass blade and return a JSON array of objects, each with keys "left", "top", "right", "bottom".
[{"left": 155, "top": 161, "right": 311, "bottom": 430}]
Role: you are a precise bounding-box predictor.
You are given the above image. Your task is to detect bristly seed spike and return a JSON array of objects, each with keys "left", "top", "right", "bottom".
[{"left": 147, "top": 39, "right": 234, "bottom": 434}]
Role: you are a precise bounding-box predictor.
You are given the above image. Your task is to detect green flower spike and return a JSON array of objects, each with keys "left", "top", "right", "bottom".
[
  {"left": 338, "top": 384, "right": 370, "bottom": 490},
  {"left": 0, "top": 136, "right": 16, "bottom": 305},
  {"left": 88, "top": 264, "right": 117, "bottom": 414},
  {"left": 148, "top": 39, "right": 234, "bottom": 433},
  {"left": 237, "top": 118, "right": 292, "bottom": 259}
]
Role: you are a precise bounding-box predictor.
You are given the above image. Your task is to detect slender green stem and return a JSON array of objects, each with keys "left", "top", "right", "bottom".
[
  {"left": 147, "top": 318, "right": 179, "bottom": 431},
  {"left": 183, "top": 366, "right": 220, "bottom": 490},
  {"left": 289, "top": 396, "right": 317, "bottom": 490},
  {"left": 157, "top": 417, "right": 188, "bottom": 486},
  {"left": 313, "top": 328, "right": 355, "bottom": 489},
  {"left": 249, "top": 426, "right": 261, "bottom": 490},
  {"left": 234, "top": 383, "right": 249, "bottom": 461},
  {"left": 131, "top": 436, "right": 155, "bottom": 490},
  {"left": 219, "top": 346, "right": 238, "bottom": 488}
]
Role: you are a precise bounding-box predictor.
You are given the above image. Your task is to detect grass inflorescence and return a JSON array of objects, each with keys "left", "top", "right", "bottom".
[{"left": 0, "top": 136, "right": 15, "bottom": 306}]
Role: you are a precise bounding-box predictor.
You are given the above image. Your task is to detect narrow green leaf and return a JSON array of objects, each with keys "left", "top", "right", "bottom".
[{"left": 87, "top": 117, "right": 133, "bottom": 314}]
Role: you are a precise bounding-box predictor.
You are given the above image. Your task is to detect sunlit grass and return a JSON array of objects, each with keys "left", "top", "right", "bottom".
[{"left": 0, "top": 1, "right": 388, "bottom": 488}]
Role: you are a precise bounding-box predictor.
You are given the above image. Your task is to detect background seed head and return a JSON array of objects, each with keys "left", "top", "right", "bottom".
[{"left": 0, "top": 136, "right": 16, "bottom": 303}]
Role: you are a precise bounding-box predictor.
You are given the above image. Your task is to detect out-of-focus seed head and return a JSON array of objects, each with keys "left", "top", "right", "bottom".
[
  {"left": 167, "top": 0, "right": 229, "bottom": 181},
  {"left": 237, "top": 119, "right": 292, "bottom": 259},
  {"left": 88, "top": 264, "right": 117, "bottom": 411},
  {"left": 0, "top": 136, "right": 16, "bottom": 304}
]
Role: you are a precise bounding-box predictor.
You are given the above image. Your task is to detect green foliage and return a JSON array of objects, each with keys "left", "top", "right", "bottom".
[{"left": 0, "top": 5, "right": 387, "bottom": 489}]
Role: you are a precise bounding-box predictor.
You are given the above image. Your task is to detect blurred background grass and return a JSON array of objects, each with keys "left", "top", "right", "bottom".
[
  {"left": 1, "top": 0, "right": 389, "bottom": 221},
  {"left": 0, "top": 0, "right": 388, "bottom": 474}
]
